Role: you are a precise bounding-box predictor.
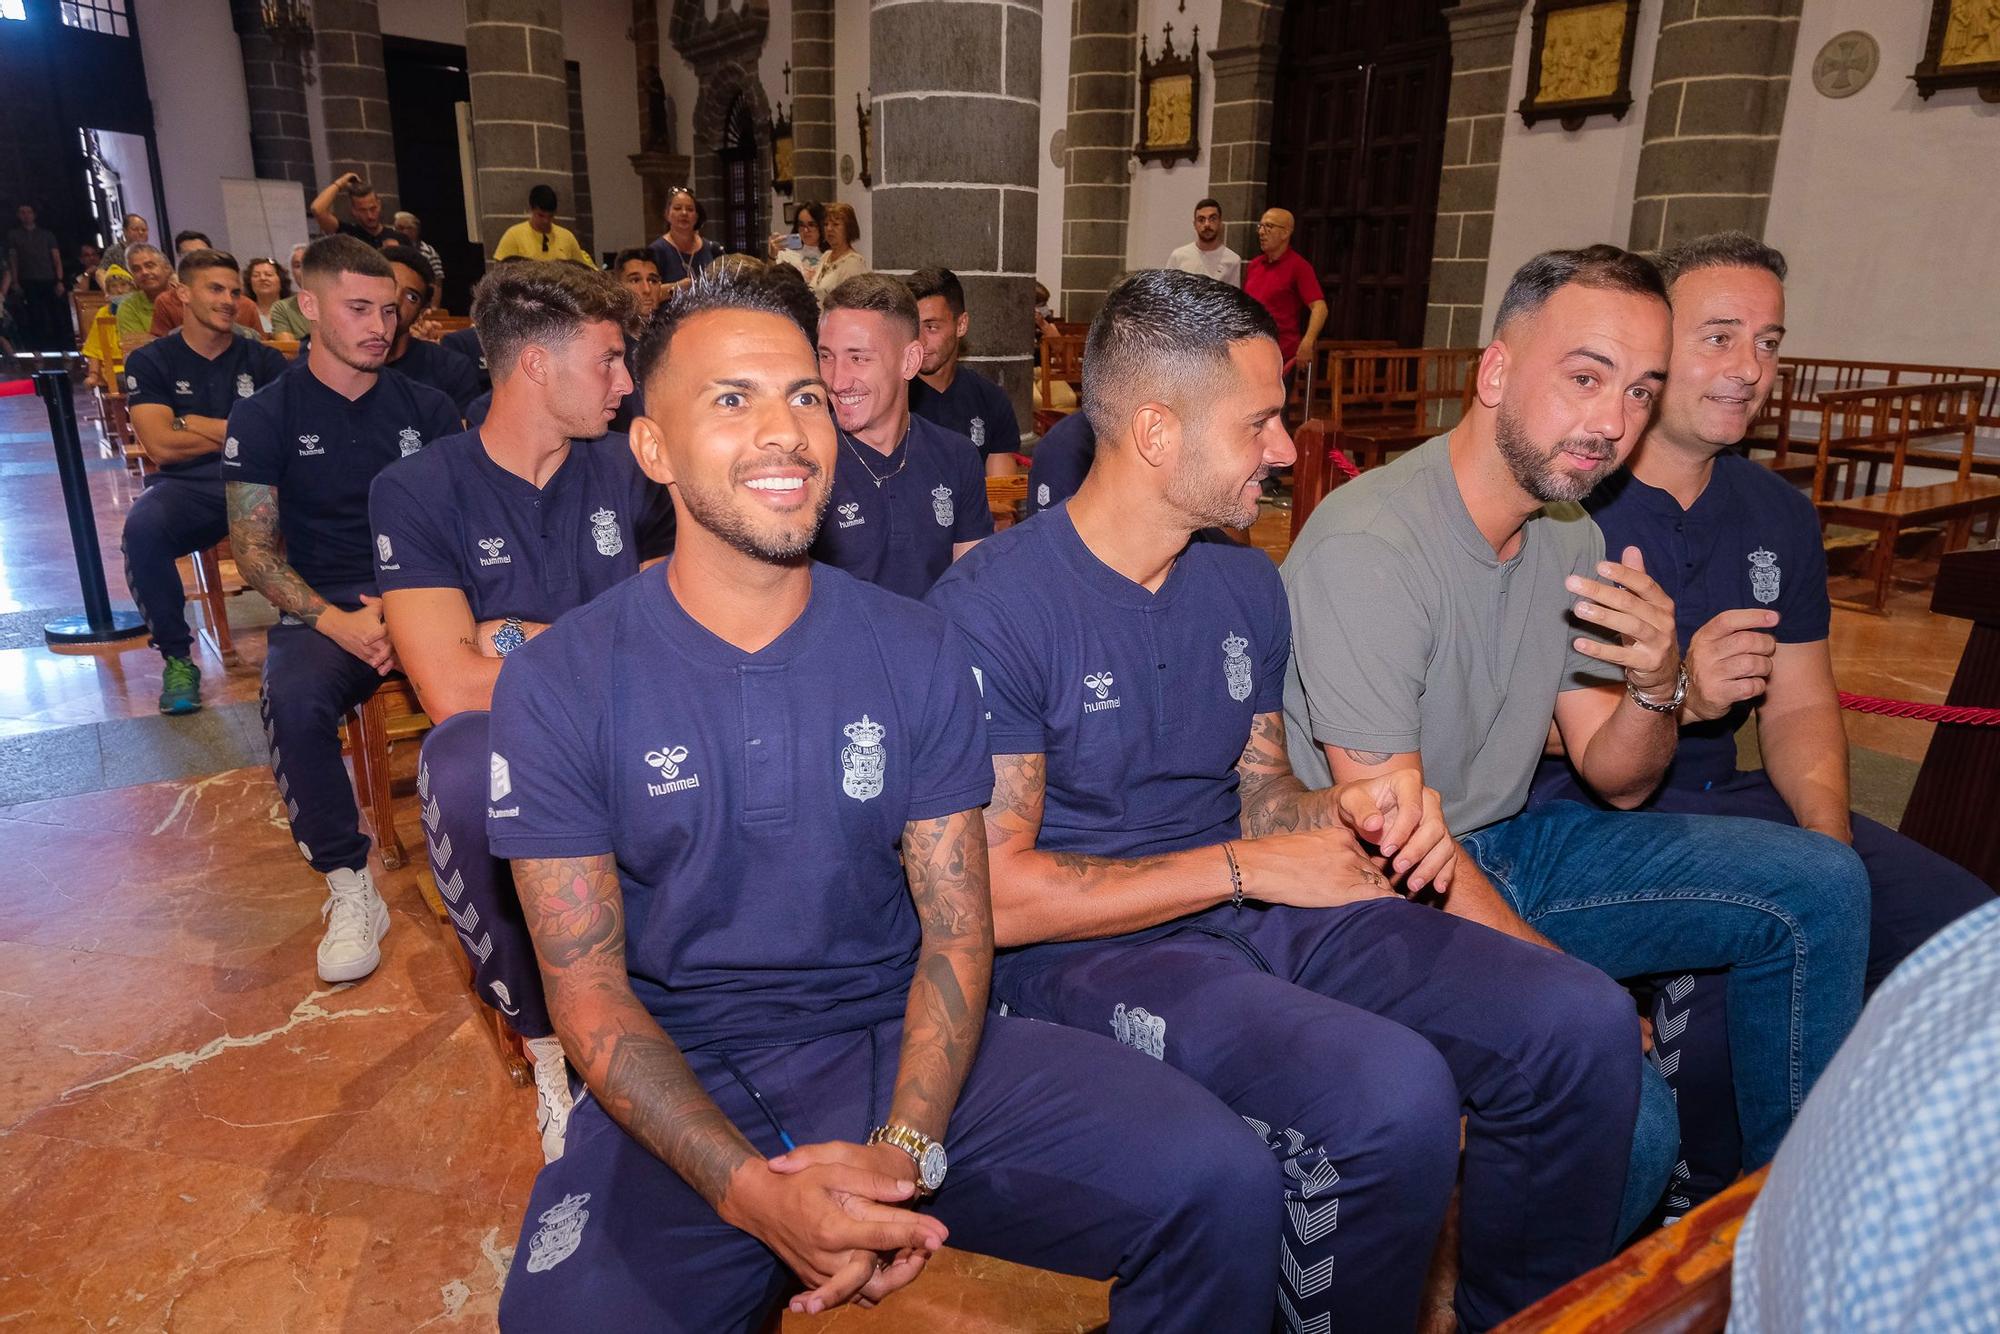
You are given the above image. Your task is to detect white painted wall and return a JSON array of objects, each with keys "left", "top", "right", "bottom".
[
  {"left": 1123, "top": 0, "right": 1222, "bottom": 270},
  {"left": 758, "top": 0, "right": 794, "bottom": 238},
  {"left": 95, "top": 130, "right": 159, "bottom": 246},
  {"left": 1036, "top": 0, "right": 1070, "bottom": 297},
  {"left": 564, "top": 0, "right": 644, "bottom": 253},
  {"left": 1481, "top": 0, "right": 1661, "bottom": 341},
  {"left": 830, "top": 0, "right": 874, "bottom": 250},
  {"left": 1766, "top": 0, "right": 2000, "bottom": 366},
  {"left": 132, "top": 0, "right": 258, "bottom": 252}
]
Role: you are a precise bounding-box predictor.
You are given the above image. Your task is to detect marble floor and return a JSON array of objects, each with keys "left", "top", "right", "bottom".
[{"left": 0, "top": 386, "right": 1978, "bottom": 1330}]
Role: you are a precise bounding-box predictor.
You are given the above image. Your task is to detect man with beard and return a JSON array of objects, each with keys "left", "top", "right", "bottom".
[
  {"left": 1166, "top": 198, "right": 1242, "bottom": 288},
  {"left": 1281, "top": 244, "right": 1871, "bottom": 1222},
  {"left": 906, "top": 267, "right": 1021, "bottom": 476},
  {"left": 370, "top": 261, "right": 674, "bottom": 1162},
  {"left": 1529, "top": 232, "right": 1993, "bottom": 1218},
  {"left": 489, "top": 267, "right": 1282, "bottom": 1330},
  {"left": 225, "top": 236, "right": 462, "bottom": 985},
  {"left": 811, "top": 273, "right": 992, "bottom": 598},
  {"left": 928, "top": 269, "right": 1649, "bottom": 1334}
]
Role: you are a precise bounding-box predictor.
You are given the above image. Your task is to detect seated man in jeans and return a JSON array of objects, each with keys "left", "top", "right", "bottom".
[
  {"left": 370, "top": 260, "right": 673, "bottom": 1160},
  {"left": 1281, "top": 244, "right": 1872, "bottom": 1213}
]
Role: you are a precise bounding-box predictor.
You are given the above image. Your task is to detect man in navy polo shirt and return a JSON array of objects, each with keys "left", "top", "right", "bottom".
[
  {"left": 225, "top": 235, "right": 462, "bottom": 986},
  {"left": 119, "top": 247, "right": 288, "bottom": 714},
  {"left": 1026, "top": 410, "right": 1095, "bottom": 516},
  {"left": 928, "top": 269, "right": 1646, "bottom": 1333},
  {"left": 811, "top": 273, "right": 991, "bottom": 599},
  {"left": 907, "top": 267, "right": 1022, "bottom": 476},
  {"left": 371, "top": 261, "right": 673, "bottom": 1161},
  {"left": 379, "top": 243, "right": 481, "bottom": 415},
  {"left": 1530, "top": 232, "right": 1994, "bottom": 1215},
  {"left": 490, "top": 267, "right": 1279, "bottom": 1330},
  {"left": 441, "top": 325, "right": 487, "bottom": 391}
]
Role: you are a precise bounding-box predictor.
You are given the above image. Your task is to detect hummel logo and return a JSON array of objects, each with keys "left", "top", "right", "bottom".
[
  {"left": 837, "top": 501, "right": 864, "bottom": 529},
  {"left": 1083, "top": 671, "right": 1121, "bottom": 713},
  {"left": 644, "top": 744, "right": 700, "bottom": 796},
  {"left": 297, "top": 433, "right": 324, "bottom": 456},
  {"left": 478, "top": 536, "right": 511, "bottom": 566}
]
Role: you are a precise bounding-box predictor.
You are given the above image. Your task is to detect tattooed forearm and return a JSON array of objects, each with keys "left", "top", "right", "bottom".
[
  {"left": 226, "top": 481, "right": 329, "bottom": 626},
  {"left": 515, "top": 853, "right": 756, "bottom": 1208},
  {"left": 1235, "top": 711, "right": 1342, "bottom": 838},
  {"left": 892, "top": 811, "right": 993, "bottom": 1141}
]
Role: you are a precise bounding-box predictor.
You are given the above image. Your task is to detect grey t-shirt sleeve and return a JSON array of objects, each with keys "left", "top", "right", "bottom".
[
  {"left": 1561, "top": 512, "right": 1625, "bottom": 691},
  {"left": 1285, "top": 532, "right": 1432, "bottom": 755}
]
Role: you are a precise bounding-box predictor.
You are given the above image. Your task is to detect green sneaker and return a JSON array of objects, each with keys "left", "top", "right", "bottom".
[{"left": 158, "top": 656, "right": 202, "bottom": 715}]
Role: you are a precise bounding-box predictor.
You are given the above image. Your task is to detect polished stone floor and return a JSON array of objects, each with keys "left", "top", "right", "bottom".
[{"left": 0, "top": 386, "right": 1977, "bottom": 1330}]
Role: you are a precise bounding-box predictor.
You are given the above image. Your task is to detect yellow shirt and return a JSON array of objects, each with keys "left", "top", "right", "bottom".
[{"left": 493, "top": 221, "right": 598, "bottom": 267}]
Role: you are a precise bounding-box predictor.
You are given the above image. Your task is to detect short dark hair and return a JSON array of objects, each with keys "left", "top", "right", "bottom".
[
  {"left": 300, "top": 234, "right": 394, "bottom": 286},
  {"left": 1657, "top": 230, "right": 1788, "bottom": 286},
  {"left": 173, "top": 229, "right": 212, "bottom": 250},
  {"left": 1492, "top": 243, "right": 1668, "bottom": 335},
  {"left": 613, "top": 248, "right": 659, "bottom": 274},
  {"left": 821, "top": 271, "right": 918, "bottom": 338},
  {"left": 905, "top": 267, "right": 966, "bottom": 319},
  {"left": 1082, "top": 268, "right": 1278, "bottom": 444},
  {"left": 378, "top": 242, "right": 435, "bottom": 300},
  {"left": 472, "top": 260, "right": 637, "bottom": 380},
  {"left": 760, "top": 263, "right": 820, "bottom": 346},
  {"left": 793, "top": 201, "right": 822, "bottom": 231},
  {"left": 346, "top": 178, "right": 374, "bottom": 196},
  {"left": 528, "top": 184, "right": 558, "bottom": 213},
  {"left": 1195, "top": 198, "right": 1222, "bottom": 214},
  {"left": 175, "top": 247, "right": 240, "bottom": 283},
  {"left": 633, "top": 265, "right": 815, "bottom": 390}
]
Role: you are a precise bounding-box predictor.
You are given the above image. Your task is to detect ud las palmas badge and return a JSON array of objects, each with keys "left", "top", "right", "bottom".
[{"left": 841, "top": 714, "right": 886, "bottom": 801}]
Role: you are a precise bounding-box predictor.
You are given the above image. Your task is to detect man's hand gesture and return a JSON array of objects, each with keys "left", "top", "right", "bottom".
[
  {"left": 1568, "top": 547, "right": 1682, "bottom": 703},
  {"left": 1681, "top": 608, "right": 1779, "bottom": 721}
]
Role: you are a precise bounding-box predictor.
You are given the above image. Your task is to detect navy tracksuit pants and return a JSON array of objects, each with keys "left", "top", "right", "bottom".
[
  {"left": 419, "top": 710, "right": 553, "bottom": 1038},
  {"left": 261, "top": 615, "right": 384, "bottom": 873},
  {"left": 121, "top": 475, "right": 226, "bottom": 662},
  {"left": 499, "top": 1015, "right": 1282, "bottom": 1333},
  {"left": 1531, "top": 763, "right": 1994, "bottom": 1218},
  {"left": 997, "top": 897, "right": 1645, "bottom": 1334}
]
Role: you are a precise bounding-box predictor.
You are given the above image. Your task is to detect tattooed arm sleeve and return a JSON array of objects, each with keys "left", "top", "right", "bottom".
[
  {"left": 225, "top": 481, "right": 331, "bottom": 627},
  {"left": 888, "top": 810, "right": 994, "bottom": 1141},
  {"left": 516, "top": 852, "right": 757, "bottom": 1208},
  {"left": 1234, "top": 710, "right": 1352, "bottom": 837}
]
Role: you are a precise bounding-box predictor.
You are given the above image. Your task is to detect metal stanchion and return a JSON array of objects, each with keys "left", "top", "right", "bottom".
[{"left": 7, "top": 352, "right": 147, "bottom": 645}]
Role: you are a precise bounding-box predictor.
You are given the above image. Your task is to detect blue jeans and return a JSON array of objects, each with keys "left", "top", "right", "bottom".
[{"left": 1460, "top": 800, "right": 1869, "bottom": 1167}]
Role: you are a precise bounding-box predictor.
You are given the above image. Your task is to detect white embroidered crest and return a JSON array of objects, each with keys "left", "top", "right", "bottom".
[
  {"left": 1748, "top": 547, "right": 1780, "bottom": 604},
  {"left": 224, "top": 436, "right": 239, "bottom": 460},
  {"left": 376, "top": 534, "right": 394, "bottom": 563},
  {"left": 930, "top": 483, "right": 954, "bottom": 527},
  {"left": 1082, "top": 671, "right": 1120, "bottom": 713},
  {"left": 488, "top": 980, "right": 521, "bottom": 1016},
  {"left": 1223, "top": 631, "right": 1253, "bottom": 702},
  {"left": 525, "top": 1193, "right": 591, "bottom": 1273},
  {"left": 644, "top": 744, "right": 699, "bottom": 796},
  {"left": 1110, "top": 1003, "right": 1166, "bottom": 1060},
  {"left": 397, "top": 426, "right": 423, "bottom": 457},
  {"left": 590, "top": 507, "right": 623, "bottom": 556},
  {"left": 478, "top": 536, "right": 510, "bottom": 566},
  {"left": 489, "top": 753, "right": 512, "bottom": 801},
  {"left": 969, "top": 416, "right": 986, "bottom": 451},
  {"left": 1037, "top": 483, "right": 1050, "bottom": 507},
  {"left": 235, "top": 372, "right": 255, "bottom": 398},
  {"left": 126, "top": 374, "right": 139, "bottom": 391},
  {"left": 841, "top": 715, "right": 886, "bottom": 802}
]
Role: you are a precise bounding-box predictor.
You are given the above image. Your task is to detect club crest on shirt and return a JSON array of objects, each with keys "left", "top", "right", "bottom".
[
  {"left": 931, "top": 484, "right": 954, "bottom": 527},
  {"left": 841, "top": 714, "right": 887, "bottom": 802},
  {"left": 590, "top": 507, "right": 623, "bottom": 556},
  {"left": 478, "top": 536, "right": 511, "bottom": 566},
  {"left": 235, "top": 372, "right": 255, "bottom": 398},
  {"left": 398, "top": 426, "right": 424, "bottom": 457},
  {"left": 224, "top": 436, "right": 239, "bottom": 460},
  {"left": 1748, "top": 547, "right": 1781, "bottom": 604},
  {"left": 126, "top": 374, "right": 139, "bottom": 391},
  {"left": 489, "top": 753, "right": 511, "bottom": 801},
  {"left": 1082, "top": 671, "right": 1120, "bottom": 712},
  {"left": 1037, "top": 483, "right": 1051, "bottom": 507},
  {"left": 969, "top": 416, "right": 986, "bottom": 451},
  {"left": 376, "top": 533, "right": 396, "bottom": 567},
  {"left": 645, "top": 744, "right": 699, "bottom": 795},
  {"left": 296, "top": 433, "right": 323, "bottom": 456},
  {"left": 1223, "top": 631, "right": 1253, "bottom": 702},
  {"left": 1110, "top": 1002, "right": 1166, "bottom": 1060},
  {"left": 525, "top": 1193, "right": 591, "bottom": 1273},
  {"left": 837, "top": 501, "right": 864, "bottom": 529}
]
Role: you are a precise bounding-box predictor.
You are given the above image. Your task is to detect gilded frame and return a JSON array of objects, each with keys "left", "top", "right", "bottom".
[
  {"left": 1517, "top": 0, "right": 1641, "bottom": 130},
  {"left": 1913, "top": 0, "right": 2000, "bottom": 101},
  {"left": 1134, "top": 26, "right": 1202, "bottom": 166}
]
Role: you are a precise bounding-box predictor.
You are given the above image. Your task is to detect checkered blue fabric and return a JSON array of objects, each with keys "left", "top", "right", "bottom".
[{"left": 1730, "top": 896, "right": 2000, "bottom": 1333}]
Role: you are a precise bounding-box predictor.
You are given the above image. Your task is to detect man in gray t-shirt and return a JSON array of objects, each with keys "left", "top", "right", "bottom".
[{"left": 1281, "top": 244, "right": 1870, "bottom": 1221}]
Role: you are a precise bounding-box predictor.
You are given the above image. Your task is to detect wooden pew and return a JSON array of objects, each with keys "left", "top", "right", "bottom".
[
  {"left": 1288, "top": 338, "right": 1399, "bottom": 420},
  {"left": 1037, "top": 329, "right": 1084, "bottom": 422},
  {"left": 1811, "top": 380, "right": 2000, "bottom": 613},
  {"left": 1782, "top": 356, "right": 2000, "bottom": 477},
  {"left": 1289, "top": 348, "right": 1479, "bottom": 539}
]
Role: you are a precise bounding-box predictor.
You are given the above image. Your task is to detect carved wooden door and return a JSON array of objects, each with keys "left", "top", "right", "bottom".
[{"left": 1267, "top": 0, "right": 1451, "bottom": 347}]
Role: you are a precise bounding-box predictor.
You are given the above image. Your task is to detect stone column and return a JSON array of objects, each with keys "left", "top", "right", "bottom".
[
  {"left": 790, "top": 0, "right": 839, "bottom": 208},
  {"left": 1423, "top": 0, "right": 1526, "bottom": 348},
  {"left": 566, "top": 63, "right": 596, "bottom": 256},
  {"left": 313, "top": 0, "right": 400, "bottom": 211},
  {"left": 231, "top": 0, "right": 317, "bottom": 191},
  {"left": 1204, "top": 45, "right": 1281, "bottom": 261},
  {"left": 872, "top": 0, "right": 1042, "bottom": 428},
  {"left": 466, "top": 0, "right": 576, "bottom": 256},
  {"left": 1058, "top": 0, "right": 1135, "bottom": 326},
  {"left": 1628, "top": 0, "right": 1802, "bottom": 252}
]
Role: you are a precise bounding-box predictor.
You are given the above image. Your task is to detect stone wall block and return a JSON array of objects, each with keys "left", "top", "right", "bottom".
[
  {"left": 871, "top": 5, "right": 1004, "bottom": 97},
  {"left": 880, "top": 96, "right": 1038, "bottom": 188}
]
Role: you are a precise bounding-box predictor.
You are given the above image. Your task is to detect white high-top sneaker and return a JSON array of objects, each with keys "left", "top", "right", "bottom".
[
  {"left": 526, "top": 1034, "right": 574, "bottom": 1163},
  {"left": 317, "top": 866, "right": 390, "bottom": 983}
]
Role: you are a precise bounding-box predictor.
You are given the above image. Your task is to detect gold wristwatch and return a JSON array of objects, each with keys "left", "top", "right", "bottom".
[{"left": 868, "top": 1123, "right": 947, "bottom": 1196}]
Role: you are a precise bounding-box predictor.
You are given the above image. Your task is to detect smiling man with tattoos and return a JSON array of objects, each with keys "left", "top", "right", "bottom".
[
  {"left": 928, "top": 269, "right": 1647, "bottom": 1334},
  {"left": 487, "top": 268, "right": 1279, "bottom": 1331}
]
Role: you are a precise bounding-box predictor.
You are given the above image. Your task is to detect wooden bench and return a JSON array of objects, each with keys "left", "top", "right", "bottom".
[
  {"left": 1287, "top": 338, "right": 1399, "bottom": 420},
  {"left": 1290, "top": 347, "right": 1479, "bottom": 538},
  {"left": 1810, "top": 381, "right": 2000, "bottom": 613},
  {"left": 1783, "top": 355, "right": 2000, "bottom": 479},
  {"left": 339, "top": 678, "right": 433, "bottom": 870},
  {"left": 1037, "top": 330, "right": 1084, "bottom": 419},
  {"left": 985, "top": 473, "right": 1028, "bottom": 529}
]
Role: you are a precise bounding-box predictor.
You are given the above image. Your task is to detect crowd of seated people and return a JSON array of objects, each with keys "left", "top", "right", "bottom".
[{"left": 79, "top": 171, "right": 1989, "bottom": 1331}]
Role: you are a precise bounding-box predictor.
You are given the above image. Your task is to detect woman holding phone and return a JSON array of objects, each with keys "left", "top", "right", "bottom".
[{"left": 768, "top": 201, "right": 824, "bottom": 282}]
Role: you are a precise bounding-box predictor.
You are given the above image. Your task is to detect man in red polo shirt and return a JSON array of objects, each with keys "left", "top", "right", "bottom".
[{"left": 1243, "top": 208, "right": 1328, "bottom": 374}]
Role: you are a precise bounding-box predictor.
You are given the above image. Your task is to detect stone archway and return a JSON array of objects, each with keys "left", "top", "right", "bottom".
[{"left": 692, "top": 68, "right": 773, "bottom": 253}]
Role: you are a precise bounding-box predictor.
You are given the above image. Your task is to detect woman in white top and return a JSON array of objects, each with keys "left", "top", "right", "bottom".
[
  {"left": 767, "top": 201, "right": 824, "bottom": 284},
  {"left": 244, "top": 256, "right": 288, "bottom": 335},
  {"left": 809, "top": 201, "right": 870, "bottom": 306}
]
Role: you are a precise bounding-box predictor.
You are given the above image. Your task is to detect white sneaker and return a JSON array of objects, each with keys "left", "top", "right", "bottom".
[
  {"left": 527, "top": 1035, "right": 574, "bottom": 1163},
  {"left": 317, "top": 866, "right": 390, "bottom": 983}
]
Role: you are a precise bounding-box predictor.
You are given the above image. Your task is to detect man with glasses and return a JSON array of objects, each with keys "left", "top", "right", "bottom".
[{"left": 1243, "top": 209, "right": 1327, "bottom": 376}]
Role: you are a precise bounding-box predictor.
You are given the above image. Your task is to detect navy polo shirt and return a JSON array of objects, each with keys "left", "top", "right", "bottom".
[
  {"left": 369, "top": 428, "right": 675, "bottom": 620},
  {"left": 123, "top": 332, "right": 288, "bottom": 480},
  {"left": 1027, "top": 412, "right": 1097, "bottom": 516},
  {"left": 224, "top": 365, "right": 461, "bottom": 598},
  {"left": 389, "top": 336, "right": 481, "bottom": 415},
  {"left": 927, "top": 504, "right": 1290, "bottom": 981},
  {"left": 1586, "top": 452, "right": 1830, "bottom": 787},
  {"left": 909, "top": 365, "right": 1020, "bottom": 462},
  {"left": 486, "top": 563, "right": 993, "bottom": 1051},
  {"left": 812, "top": 414, "right": 994, "bottom": 600},
  {"left": 440, "top": 327, "right": 489, "bottom": 391}
]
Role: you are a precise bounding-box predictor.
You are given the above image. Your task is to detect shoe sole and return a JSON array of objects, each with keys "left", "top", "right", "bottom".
[
  {"left": 158, "top": 698, "right": 203, "bottom": 716},
  {"left": 317, "top": 901, "right": 391, "bottom": 984}
]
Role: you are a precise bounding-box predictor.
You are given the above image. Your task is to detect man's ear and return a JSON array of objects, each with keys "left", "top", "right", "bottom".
[
  {"left": 1477, "top": 339, "right": 1509, "bottom": 410},
  {"left": 517, "top": 344, "right": 552, "bottom": 388},
  {"left": 298, "top": 287, "right": 320, "bottom": 323},
  {"left": 1128, "top": 402, "right": 1175, "bottom": 469},
  {"left": 954, "top": 311, "right": 969, "bottom": 341},
  {"left": 629, "top": 413, "right": 676, "bottom": 487},
  {"left": 897, "top": 338, "right": 923, "bottom": 382}
]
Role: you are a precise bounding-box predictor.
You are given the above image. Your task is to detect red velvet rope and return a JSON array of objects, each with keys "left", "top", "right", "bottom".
[
  {"left": 1838, "top": 692, "right": 2000, "bottom": 726},
  {"left": 1329, "top": 447, "right": 1362, "bottom": 482}
]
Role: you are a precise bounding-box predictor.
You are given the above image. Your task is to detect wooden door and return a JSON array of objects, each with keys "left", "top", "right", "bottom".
[{"left": 1267, "top": 0, "right": 1451, "bottom": 347}]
